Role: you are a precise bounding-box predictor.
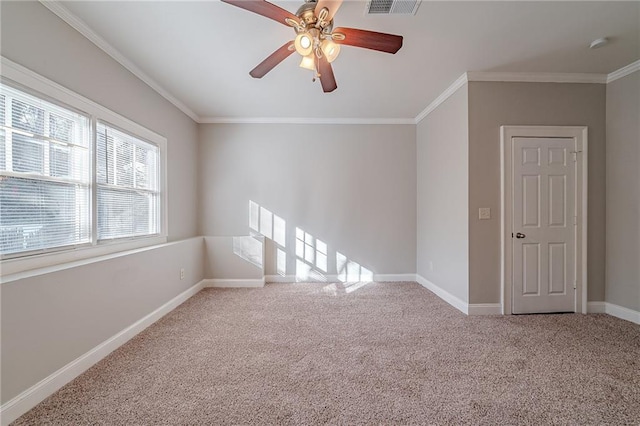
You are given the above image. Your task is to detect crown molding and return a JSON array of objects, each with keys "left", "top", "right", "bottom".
[
  {"left": 466, "top": 71, "right": 607, "bottom": 84},
  {"left": 607, "top": 59, "right": 640, "bottom": 84},
  {"left": 34, "top": 1, "right": 640, "bottom": 127},
  {"left": 199, "top": 117, "right": 416, "bottom": 125},
  {"left": 36, "top": 0, "right": 413, "bottom": 127},
  {"left": 413, "top": 67, "right": 628, "bottom": 123},
  {"left": 414, "top": 73, "right": 468, "bottom": 124},
  {"left": 39, "top": 0, "right": 200, "bottom": 123}
]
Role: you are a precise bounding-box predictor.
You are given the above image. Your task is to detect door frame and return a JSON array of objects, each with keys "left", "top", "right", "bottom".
[{"left": 500, "top": 126, "right": 588, "bottom": 315}]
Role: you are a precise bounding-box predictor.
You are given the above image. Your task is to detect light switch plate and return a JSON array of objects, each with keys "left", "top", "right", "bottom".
[{"left": 479, "top": 208, "right": 491, "bottom": 220}]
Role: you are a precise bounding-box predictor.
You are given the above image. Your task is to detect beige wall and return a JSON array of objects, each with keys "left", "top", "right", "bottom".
[
  {"left": 605, "top": 72, "right": 640, "bottom": 311},
  {"left": 468, "top": 82, "right": 607, "bottom": 304},
  {"left": 199, "top": 123, "right": 417, "bottom": 276},
  {"left": 416, "top": 85, "right": 469, "bottom": 302},
  {"left": 0, "top": 2, "right": 205, "bottom": 404},
  {"left": 1, "top": 237, "right": 205, "bottom": 404},
  {"left": 0, "top": 1, "right": 199, "bottom": 240},
  {"left": 204, "top": 236, "right": 264, "bottom": 279}
]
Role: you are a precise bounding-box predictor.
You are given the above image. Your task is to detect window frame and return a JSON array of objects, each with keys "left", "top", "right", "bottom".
[
  {"left": 0, "top": 58, "right": 168, "bottom": 276},
  {"left": 0, "top": 83, "right": 93, "bottom": 258},
  {"left": 95, "top": 119, "right": 162, "bottom": 242}
]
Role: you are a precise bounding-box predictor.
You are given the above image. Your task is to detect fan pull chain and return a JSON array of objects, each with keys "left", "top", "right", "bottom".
[{"left": 313, "top": 57, "right": 321, "bottom": 82}]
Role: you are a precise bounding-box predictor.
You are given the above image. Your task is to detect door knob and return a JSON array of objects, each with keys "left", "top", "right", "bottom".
[{"left": 516, "top": 232, "right": 526, "bottom": 239}]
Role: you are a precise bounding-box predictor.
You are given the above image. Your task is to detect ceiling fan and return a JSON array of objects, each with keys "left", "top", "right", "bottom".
[{"left": 221, "top": 0, "right": 403, "bottom": 93}]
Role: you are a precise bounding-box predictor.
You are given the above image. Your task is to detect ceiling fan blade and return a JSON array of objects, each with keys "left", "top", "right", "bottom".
[
  {"left": 318, "top": 56, "right": 337, "bottom": 93},
  {"left": 221, "top": 0, "right": 299, "bottom": 26},
  {"left": 332, "top": 27, "right": 403, "bottom": 54},
  {"left": 250, "top": 41, "right": 295, "bottom": 78},
  {"left": 315, "top": 0, "right": 343, "bottom": 23}
]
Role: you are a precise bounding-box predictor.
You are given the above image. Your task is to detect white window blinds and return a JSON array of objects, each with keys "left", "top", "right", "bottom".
[
  {"left": 0, "top": 85, "right": 91, "bottom": 256},
  {"left": 96, "top": 122, "right": 160, "bottom": 240}
]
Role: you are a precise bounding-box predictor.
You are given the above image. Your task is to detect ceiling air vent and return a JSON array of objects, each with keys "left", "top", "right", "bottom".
[{"left": 365, "top": 0, "right": 421, "bottom": 15}]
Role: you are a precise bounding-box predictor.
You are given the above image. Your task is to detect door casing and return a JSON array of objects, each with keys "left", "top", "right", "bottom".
[{"left": 500, "top": 126, "right": 588, "bottom": 315}]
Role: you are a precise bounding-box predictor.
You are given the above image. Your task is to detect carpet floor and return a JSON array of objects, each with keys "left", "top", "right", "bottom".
[{"left": 12, "top": 282, "right": 640, "bottom": 425}]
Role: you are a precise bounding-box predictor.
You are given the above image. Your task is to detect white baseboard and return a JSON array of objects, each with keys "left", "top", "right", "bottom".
[
  {"left": 264, "top": 274, "right": 332, "bottom": 283},
  {"left": 265, "top": 274, "right": 329, "bottom": 283},
  {"left": 203, "top": 278, "right": 265, "bottom": 288},
  {"left": 264, "top": 274, "right": 417, "bottom": 283},
  {"left": 605, "top": 302, "right": 640, "bottom": 325},
  {"left": 587, "top": 301, "right": 639, "bottom": 324},
  {"left": 0, "top": 280, "right": 206, "bottom": 426},
  {"left": 413, "top": 276, "right": 500, "bottom": 316},
  {"left": 468, "top": 303, "right": 502, "bottom": 315},
  {"left": 415, "top": 274, "right": 468, "bottom": 315}
]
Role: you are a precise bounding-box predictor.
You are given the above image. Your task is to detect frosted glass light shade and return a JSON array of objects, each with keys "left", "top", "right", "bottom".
[
  {"left": 295, "top": 33, "right": 313, "bottom": 56},
  {"left": 299, "top": 55, "right": 316, "bottom": 71},
  {"left": 321, "top": 39, "right": 340, "bottom": 63}
]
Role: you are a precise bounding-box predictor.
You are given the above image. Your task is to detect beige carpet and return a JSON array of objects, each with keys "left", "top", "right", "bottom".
[{"left": 12, "top": 282, "right": 640, "bottom": 425}]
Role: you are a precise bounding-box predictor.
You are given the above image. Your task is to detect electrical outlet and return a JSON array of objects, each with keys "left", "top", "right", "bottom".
[
  {"left": 479, "top": 208, "right": 491, "bottom": 220},
  {"left": 429, "top": 261, "right": 434, "bottom": 271},
  {"left": 180, "top": 268, "right": 185, "bottom": 280}
]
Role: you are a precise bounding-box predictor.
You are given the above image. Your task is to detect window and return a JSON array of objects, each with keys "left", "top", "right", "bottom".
[
  {"left": 0, "top": 85, "right": 91, "bottom": 256},
  {"left": 0, "top": 76, "right": 165, "bottom": 264},
  {"left": 96, "top": 123, "right": 160, "bottom": 240}
]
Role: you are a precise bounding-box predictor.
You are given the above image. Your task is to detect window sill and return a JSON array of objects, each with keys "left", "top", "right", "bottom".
[{"left": 1, "top": 235, "right": 168, "bottom": 282}]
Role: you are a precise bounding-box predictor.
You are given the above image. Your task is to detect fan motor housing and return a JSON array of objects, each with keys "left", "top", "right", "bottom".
[
  {"left": 296, "top": 2, "right": 317, "bottom": 24},
  {"left": 295, "top": 1, "right": 333, "bottom": 33}
]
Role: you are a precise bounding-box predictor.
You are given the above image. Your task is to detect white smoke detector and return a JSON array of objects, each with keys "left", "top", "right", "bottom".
[{"left": 589, "top": 37, "right": 609, "bottom": 49}]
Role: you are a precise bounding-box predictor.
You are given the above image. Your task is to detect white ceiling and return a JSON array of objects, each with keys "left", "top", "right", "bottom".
[{"left": 56, "top": 1, "right": 639, "bottom": 121}]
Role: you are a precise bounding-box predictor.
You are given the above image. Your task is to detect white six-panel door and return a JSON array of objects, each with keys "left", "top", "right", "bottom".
[{"left": 512, "top": 137, "right": 576, "bottom": 314}]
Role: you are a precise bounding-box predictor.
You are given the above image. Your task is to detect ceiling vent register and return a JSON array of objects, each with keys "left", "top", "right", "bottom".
[{"left": 365, "top": 0, "right": 421, "bottom": 15}]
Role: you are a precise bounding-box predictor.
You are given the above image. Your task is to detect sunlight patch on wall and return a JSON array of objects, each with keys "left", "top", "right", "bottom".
[
  {"left": 295, "top": 227, "right": 327, "bottom": 273},
  {"left": 249, "top": 200, "right": 259, "bottom": 233},
  {"left": 250, "top": 200, "right": 287, "bottom": 275},
  {"left": 259, "top": 207, "right": 273, "bottom": 239},
  {"left": 232, "top": 236, "right": 263, "bottom": 268},
  {"left": 276, "top": 248, "right": 287, "bottom": 276},
  {"left": 337, "top": 251, "right": 373, "bottom": 283},
  {"left": 249, "top": 200, "right": 286, "bottom": 248},
  {"left": 249, "top": 200, "right": 375, "bottom": 286},
  {"left": 273, "top": 215, "right": 286, "bottom": 247}
]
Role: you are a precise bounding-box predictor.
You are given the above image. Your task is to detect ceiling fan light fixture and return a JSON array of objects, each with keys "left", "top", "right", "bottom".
[
  {"left": 220, "top": 0, "right": 404, "bottom": 93},
  {"left": 299, "top": 54, "right": 316, "bottom": 71},
  {"left": 295, "top": 32, "right": 314, "bottom": 56},
  {"left": 321, "top": 39, "right": 341, "bottom": 63}
]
